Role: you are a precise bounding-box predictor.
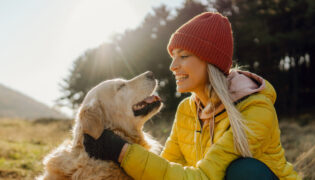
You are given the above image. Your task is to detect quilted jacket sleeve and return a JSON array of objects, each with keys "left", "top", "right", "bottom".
[
  {"left": 120, "top": 96, "right": 278, "bottom": 180},
  {"left": 121, "top": 144, "right": 209, "bottom": 180},
  {"left": 160, "top": 112, "right": 187, "bottom": 165}
]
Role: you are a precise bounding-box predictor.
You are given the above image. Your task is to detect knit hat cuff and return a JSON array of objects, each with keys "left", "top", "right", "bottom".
[{"left": 168, "top": 32, "right": 232, "bottom": 75}]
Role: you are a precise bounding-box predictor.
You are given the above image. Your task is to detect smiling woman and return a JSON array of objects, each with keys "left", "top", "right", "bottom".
[{"left": 82, "top": 12, "right": 301, "bottom": 180}]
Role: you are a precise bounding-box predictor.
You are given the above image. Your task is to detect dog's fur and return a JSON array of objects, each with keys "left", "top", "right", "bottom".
[{"left": 37, "top": 72, "right": 163, "bottom": 180}]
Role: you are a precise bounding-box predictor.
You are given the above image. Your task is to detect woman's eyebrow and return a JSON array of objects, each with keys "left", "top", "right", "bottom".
[{"left": 172, "top": 49, "right": 183, "bottom": 55}]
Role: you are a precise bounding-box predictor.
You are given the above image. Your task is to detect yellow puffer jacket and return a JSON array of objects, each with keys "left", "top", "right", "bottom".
[{"left": 121, "top": 81, "right": 300, "bottom": 180}]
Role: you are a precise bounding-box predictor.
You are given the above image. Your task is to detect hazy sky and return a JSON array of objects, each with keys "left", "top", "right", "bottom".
[{"left": 0, "top": 0, "right": 206, "bottom": 116}]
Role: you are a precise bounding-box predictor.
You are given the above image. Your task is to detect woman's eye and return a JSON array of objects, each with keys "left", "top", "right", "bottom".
[{"left": 180, "top": 55, "right": 189, "bottom": 59}]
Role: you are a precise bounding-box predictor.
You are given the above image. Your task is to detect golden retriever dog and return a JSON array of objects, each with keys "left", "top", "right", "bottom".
[{"left": 37, "top": 71, "right": 163, "bottom": 180}]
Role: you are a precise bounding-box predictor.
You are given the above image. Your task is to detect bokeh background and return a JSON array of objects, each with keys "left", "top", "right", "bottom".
[{"left": 0, "top": 0, "right": 314, "bottom": 179}]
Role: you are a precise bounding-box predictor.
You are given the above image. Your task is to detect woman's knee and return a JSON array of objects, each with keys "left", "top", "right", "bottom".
[{"left": 225, "top": 158, "right": 278, "bottom": 180}]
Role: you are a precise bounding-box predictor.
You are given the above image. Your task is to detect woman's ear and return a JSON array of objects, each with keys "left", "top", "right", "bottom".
[{"left": 79, "top": 101, "right": 106, "bottom": 140}]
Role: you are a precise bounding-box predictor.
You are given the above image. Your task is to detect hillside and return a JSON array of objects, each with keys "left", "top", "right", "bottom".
[{"left": 0, "top": 84, "right": 67, "bottom": 119}]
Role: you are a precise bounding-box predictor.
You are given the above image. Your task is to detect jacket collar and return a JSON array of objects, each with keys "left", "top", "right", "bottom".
[{"left": 190, "top": 70, "right": 267, "bottom": 121}]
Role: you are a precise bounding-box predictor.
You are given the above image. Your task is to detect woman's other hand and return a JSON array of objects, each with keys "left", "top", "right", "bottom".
[{"left": 83, "top": 129, "right": 127, "bottom": 163}]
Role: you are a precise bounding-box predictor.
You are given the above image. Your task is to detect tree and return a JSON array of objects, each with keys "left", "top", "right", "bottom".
[
  {"left": 58, "top": 0, "right": 315, "bottom": 117},
  {"left": 58, "top": 0, "right": 209, "bottom": 112},
  {"left": 213, "top": 0, "right": 315, "bottom": 116}
]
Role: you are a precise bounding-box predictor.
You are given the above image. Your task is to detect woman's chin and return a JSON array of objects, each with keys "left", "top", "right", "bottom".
[
  {"left": 176, "top": 79, "right": 193, "bottom": 93},
  {"left": 176, "top": 86, "right": 190, "bottom": 93}
]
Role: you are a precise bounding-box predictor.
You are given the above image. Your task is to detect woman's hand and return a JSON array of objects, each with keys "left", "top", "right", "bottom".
[{"left": 83, "top": 129, "right": 127, "bottom": 163}]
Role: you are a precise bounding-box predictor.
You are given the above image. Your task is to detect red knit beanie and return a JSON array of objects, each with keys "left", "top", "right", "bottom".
[{"left": 167, "top": 12, "right": 233, "bottom": 75}]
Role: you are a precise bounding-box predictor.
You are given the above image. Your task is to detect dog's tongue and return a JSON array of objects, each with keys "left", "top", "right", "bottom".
[{"left": 144, "top": 95, "right": 159, "bottom": 103}]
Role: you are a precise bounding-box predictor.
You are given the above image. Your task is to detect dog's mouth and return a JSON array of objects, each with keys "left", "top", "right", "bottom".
[{"left": 132, "top": 95, "right": 162, "bottom": 116}]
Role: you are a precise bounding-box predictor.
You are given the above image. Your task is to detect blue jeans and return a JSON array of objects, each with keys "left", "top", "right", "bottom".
[{"left": 225, "top": 158, "right": 279, "bottom": 180}]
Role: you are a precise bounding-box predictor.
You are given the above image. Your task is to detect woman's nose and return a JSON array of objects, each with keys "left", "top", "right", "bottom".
[{"left": 170, "top": 57, "right": 179, "bottom": 72}]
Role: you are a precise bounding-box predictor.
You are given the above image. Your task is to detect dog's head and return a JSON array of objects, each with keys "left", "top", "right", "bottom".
[{"left": 75, "top": 71, "right": 163, "bottom": 140}]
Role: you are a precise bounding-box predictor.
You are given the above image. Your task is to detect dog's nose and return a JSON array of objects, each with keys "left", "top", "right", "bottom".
[{"left": 145, "top": 71, "right": 155, "bottom": 80}]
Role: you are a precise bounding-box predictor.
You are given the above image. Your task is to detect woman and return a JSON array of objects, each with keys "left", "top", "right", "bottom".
[{"left": 84, "top": 12, "right": 300, "bottom": 180}]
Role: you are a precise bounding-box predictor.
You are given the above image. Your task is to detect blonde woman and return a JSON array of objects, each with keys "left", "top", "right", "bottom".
[{"left": 84, "top": 12, "right": 300, "bottom": 180}]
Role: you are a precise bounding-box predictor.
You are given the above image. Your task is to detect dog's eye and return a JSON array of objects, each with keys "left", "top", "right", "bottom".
[{"left": 117, "top": 83, "right": 126, "bottom": 91}]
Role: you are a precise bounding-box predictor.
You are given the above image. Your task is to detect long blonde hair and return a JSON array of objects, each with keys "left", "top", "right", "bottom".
[{"left": 206, "top": 64, "right": 252, "bottom": 157}]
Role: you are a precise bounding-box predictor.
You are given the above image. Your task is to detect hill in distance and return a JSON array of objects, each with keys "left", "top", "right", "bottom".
[{"left": 0, "top": 83, "right": 68, "bottom": 120}]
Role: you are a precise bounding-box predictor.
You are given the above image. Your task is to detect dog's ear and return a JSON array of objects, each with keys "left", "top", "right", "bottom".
[{"left": 79, "top": 101, "right": 106, "bottom": 140}]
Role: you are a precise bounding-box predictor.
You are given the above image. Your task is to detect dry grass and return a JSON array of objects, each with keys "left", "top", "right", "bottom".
[
  {"left": 279, "top": 118, "right": 315, "bottom": 180},
  {"left": 280, "top": 120, "right": 315, "bottom": 162},
  {"left": 295, "top": 146, "right": 315, "bottom": 180},
  {"left": 0, "top": 115, "right": 314, "bottom": 179},
  {"left": 0, "top": 118, "right": 73, "bottom": 180}
]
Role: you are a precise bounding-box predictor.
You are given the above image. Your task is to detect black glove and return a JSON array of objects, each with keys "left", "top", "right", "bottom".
[{"left": 83, "top": 129, "right": 127, "bottom": 164}]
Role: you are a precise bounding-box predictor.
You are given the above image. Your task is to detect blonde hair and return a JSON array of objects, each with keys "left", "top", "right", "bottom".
[{"left": 206, "top": 64, "right": 252, "bottom": 157}]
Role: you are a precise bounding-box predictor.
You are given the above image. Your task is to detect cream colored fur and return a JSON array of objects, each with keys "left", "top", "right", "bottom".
[{"left": 37, "top": 72, "right": 162, "bottom": 180}]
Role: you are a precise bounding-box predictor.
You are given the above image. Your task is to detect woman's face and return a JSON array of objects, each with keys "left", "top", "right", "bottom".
[{"left": 170, "top": 48, "right": 208, "bottom": 94}]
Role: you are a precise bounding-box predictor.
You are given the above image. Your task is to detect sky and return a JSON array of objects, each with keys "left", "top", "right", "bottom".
[{"left": 0, "top": 0, "right": 200, "bottom": 116}]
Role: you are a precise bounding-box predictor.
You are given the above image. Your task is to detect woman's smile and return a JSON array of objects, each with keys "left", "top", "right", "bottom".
[{"left": 175, "top": 74, "right": 189, "bottom": 84}]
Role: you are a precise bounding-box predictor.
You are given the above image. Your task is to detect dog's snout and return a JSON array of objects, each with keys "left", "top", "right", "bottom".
[{"left": 145, "top": 71, "right": 155, "bottom": 80}]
